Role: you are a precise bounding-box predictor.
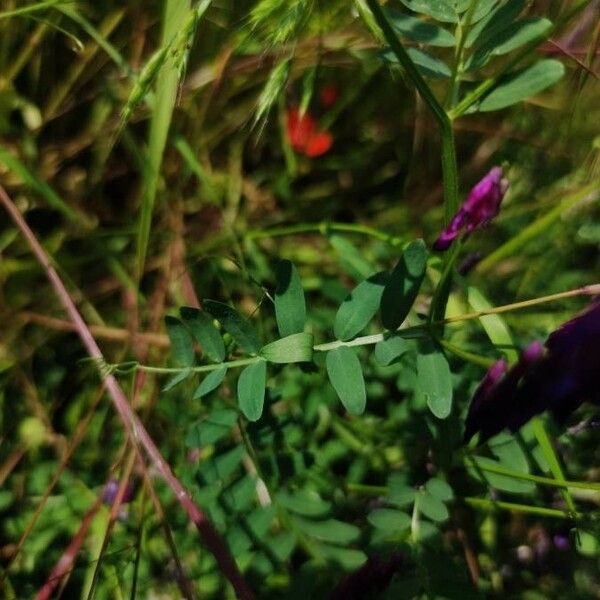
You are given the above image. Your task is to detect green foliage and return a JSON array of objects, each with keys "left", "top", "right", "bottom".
[
  {"left": 380, "top": 240, "right": 428, "bottom": 331},
  {"left": 334, "top": 271, "right": 388, "bottom": 341},
  {"left": 237, "top": 360, "right": 267, "bottom": 421},
  {"left": 274, "top": 260, "right": 307, "bottom": 337},
  {"left": 1, "top": 0, "right": 598, "bottom": 597},
  {"left": 415, "top": 339, "right": 453, "bottom": 418},
  {"left": 203, "top": 300, "right": 261, "bottom": 355},
  {"left": 326, "top": 346, "right": 367, "bottom": 415},
  {"left": 260, "top": 332, "right": 314, "bottom": 363},
  {"left": 180, "top": 307, "right": 226, "bottom": 363}
]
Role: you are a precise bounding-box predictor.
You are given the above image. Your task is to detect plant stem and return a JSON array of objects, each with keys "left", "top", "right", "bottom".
[
  {"left": 246, "top": 222, "right": 404, "bottom": 246},
  {"left": 0, "top": 184, "right": 254, "bottom": 600},
  {"left": 464, "top": 497, "right": 581, "bottom": 520},
  {"left": 363, "top": 0, "right": 458, "bottom": 220}
]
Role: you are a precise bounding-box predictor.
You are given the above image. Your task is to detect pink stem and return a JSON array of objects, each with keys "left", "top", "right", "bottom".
[
  {"left": 35, "top": 497, "right": 103, "bottom": 600},
  {"left": 0, "top": 185, "right": 253, "bottom": 600}
]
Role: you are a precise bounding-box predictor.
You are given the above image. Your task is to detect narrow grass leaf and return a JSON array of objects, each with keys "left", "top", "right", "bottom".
[
  {"left": 165, "top": 316, "right": 195, "bottom": 367},
  {"left": 381, "top": 239, "right": 428, "bottom": 331},
  {"left": 468, "top": 286, "right": 517, "bottom": 362},
  {"left": 334, "top": 272, "right": 388, "bottom": 341},
  {"left": 203, "top": 300, "right": 261, "bottom": 355},
  {"left": 237, "top": 361, "right": 267, "bottom": 421},
  {"left": 193, "top": 367, "right": 227, "bottom": 399},
  {"left": 136, "top": 0, "right": 192, "bottom": 279},
  {"left": 415, "top": 338, "right": 452, "bottom": 419},
  {"left": 260, "top": 332, "right": 314, "bottom": 363},
  {"left": 330, "top": 235, "right": 376, "bottom": 280},
  {"left": 274, "top": 260, "right": 306, "bottom": 337},
  {"left": 326, "top": 347, "right": 367, "bottom": 415},
  {"left": 180, "top": 306, "right": 226, "bottom": 362},
  {"left": 0, "top": 147, "right": 86, "bottom": 225}
]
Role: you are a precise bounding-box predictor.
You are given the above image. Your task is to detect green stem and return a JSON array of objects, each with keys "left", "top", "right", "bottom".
[
  {"left": 466, "top": 457, "right": 600, "bottom": 493},
  {"left": 464, "top": 497, "right": 581, "bottom": 520},
  {"left": 246, "top": 222, "right": 403, "bottom": 246},
  {"left": 476, "top": 182, "right": 600, "bottom": 273},
  {"left": 363, "top": 0, "right": 458, "bottom": 219},
  {"left": 105, "top": 282, "right": 600, "bottom": 376}
]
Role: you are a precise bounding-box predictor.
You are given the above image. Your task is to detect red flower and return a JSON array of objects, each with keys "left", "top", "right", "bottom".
[
  {"left": 286, "top": 107, "right": 333, "bottom": 157},
  {"left": 320, "top": 84, "right": 339, "bottom": 108}
]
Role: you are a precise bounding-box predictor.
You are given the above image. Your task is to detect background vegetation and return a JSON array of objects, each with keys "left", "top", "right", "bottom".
[{"left": 0, "top": 0, "right": 599, "bottom": 598}]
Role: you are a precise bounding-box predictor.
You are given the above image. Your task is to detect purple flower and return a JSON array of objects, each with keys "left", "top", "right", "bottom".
[
  {"left": 103, "top": 478, "right": 135, "bottom": 505},
  {"left": 434, "top": 166, "right": 509, "bottom": 251},
  {"left": 464, "top": 300, "right": 600, "bottom": 444}
]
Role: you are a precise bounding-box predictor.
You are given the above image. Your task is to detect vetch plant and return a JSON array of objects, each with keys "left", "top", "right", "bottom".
[{"left": 1, "top": 0, "right": 599, "bottom": 598}]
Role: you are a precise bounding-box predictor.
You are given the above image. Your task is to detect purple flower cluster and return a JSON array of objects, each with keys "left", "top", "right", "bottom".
[
  {"left": 464, "top": 300, "right": 600, "bottom": 444},
  {"left": 434, "top": 166, "right": 509, "bottom": 251}
]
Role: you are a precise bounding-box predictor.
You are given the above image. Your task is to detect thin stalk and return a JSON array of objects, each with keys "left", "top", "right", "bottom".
[
  {"left": 105, "top": 282, "right": 600, "bottom": 376},
  {"left": 363, "top": 0, "right": 459, "bottom": 219},
  {"left": 476, "top": 183, "right": 599, "bottom": 272},
  {"left": 246, "top": 222, "right": 403, "bottom": 246},
  {"left": 464, "top": 497, "right": 581, "bottom": 520},
  {"left": 0, "top": 184, "right": 253, "bottom": 600}
]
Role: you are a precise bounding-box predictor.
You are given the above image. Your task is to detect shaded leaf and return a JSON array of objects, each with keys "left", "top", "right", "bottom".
[
  {"left": 274, "top": 260, "right": 306, "bottom": 337},
  {"left": 193, "top": 367, "right": 227, "bottom": 399},
  {"left": 368, "top": 508, "right": 412, "bottom": 532},
  {"left": 165, "top": 316, "right": 195, "bottom": 367},
  {"left": 329, "top": 235, "right": 376, "bottom": 280},
  {"left": 203, "top": 300, "right": 261, "bottom": 354},
  {"left": 375, "top": 336, "right": 410, "bottom": 366},
  {"left": 416, "top": 339, "right": 452, "bottom": 418},
  {"left": 385, "top": 8, "right": 455, "bottom": 47},
  {"left": 237, "top": 360, "right": 267, "bottom": 421},
  {"left": 180, "top": 306, "right": 225, "bottom": 363},
  {"left": 380, "top": 239, "right": 428, "bottom": 331},
  {"left": 425, "top": 478, "right": 454, "bottom": 502},
  {"left": 294, "top": 517, "right": 360, "bottom": 544},
  {"left": 466, "top": 17, "right": 553, "bottom": 71},
  {"left": 418, "top": 490, "right": 449, "bottom": 522},
  {"left": 185, "top": 408, "right": 238, "bottom": 447},
  {"left": 398, "top": 0, "right": 457, "bottom": 22},
  {"left": 334, "top": 272, "right": 388, "bottom": 341},
  {"left": 326, "top": 347, "right": 367, "bottom": 415},
  {"left": 380, "top": 48, "right": 452, "bottom": 79},
  {"left": 466, "top": 0, "right": 525, "bottom": 48},
  {"left": 276, "top": 489, "right": 331, "bottom": 517}
]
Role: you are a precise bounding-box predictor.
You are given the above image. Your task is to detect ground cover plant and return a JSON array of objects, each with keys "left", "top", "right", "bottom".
[{"left": 0, "top": 0, "right": 599, "bottom": 598}]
